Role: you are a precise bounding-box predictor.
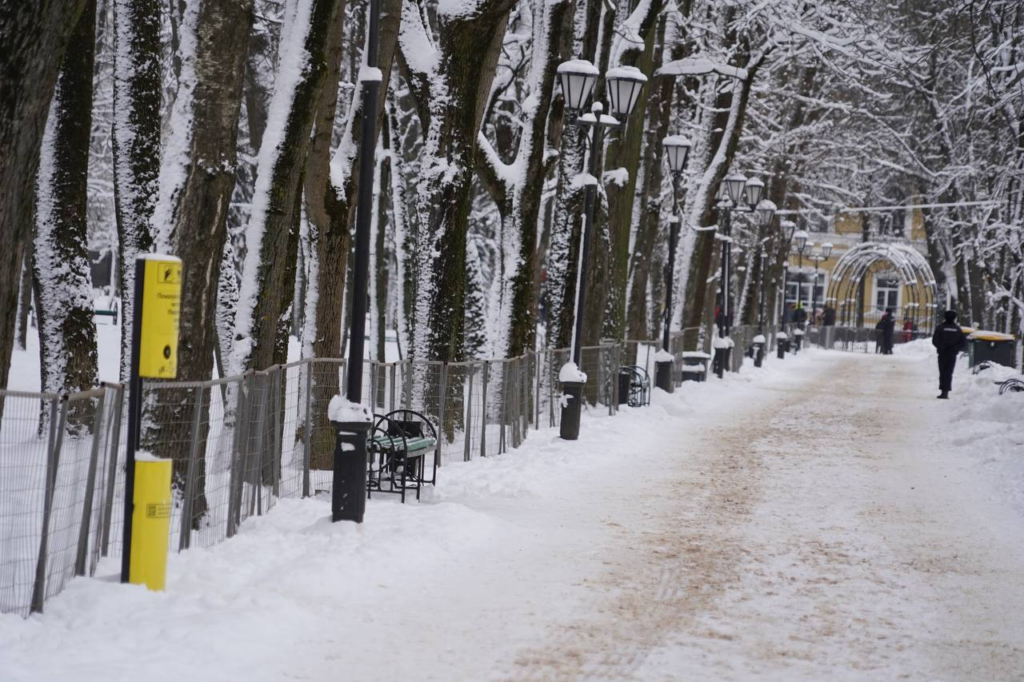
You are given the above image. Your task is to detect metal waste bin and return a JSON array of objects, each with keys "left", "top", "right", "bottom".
[{"left": 968, "top": 331, "right": 1016, "bottom": 369}]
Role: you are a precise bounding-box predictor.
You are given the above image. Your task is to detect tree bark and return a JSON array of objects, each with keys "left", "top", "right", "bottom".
[
  {"left": 398, "top": 0, "right": 516, "bottom": 362},
  {"left": 112, "top": 0, "right": 162, "bottom": 382},
  {"left": 232, "top": 0, "right": 346, "bottom": 375},
  {"left": 0, "top": 0, "right": 88, "bottom": 392},
  {"left": 592, "top": 0, "right": 663, "bottom": 343},
  {"left": 32, "top": 0, "right": 99, "bottom": 409}
]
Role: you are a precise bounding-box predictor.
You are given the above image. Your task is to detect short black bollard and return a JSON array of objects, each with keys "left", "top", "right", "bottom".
[
  {"left": 753, "top": 335, "right": 766, "bottom": 368},
  {"left": 776, "top": 332, "right": 787, "bottom": 359},
  {"left": 332, "top": 420, "right": 371, "bottom": 523},
  {"left": 617, "top": 371, "right": 631, "bottom": 405},
  {"left": 559, "top": 381, "right": 584, "bottom": 440},
  {"left": 654, "top": 360, "right": 674, "bottom": 393}
]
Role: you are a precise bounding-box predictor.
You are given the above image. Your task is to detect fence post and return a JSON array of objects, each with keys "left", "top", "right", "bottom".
[
  {"left": 534, "top": 352, "right": 541, "bottom": 431},
  {"left": 302, "top": 361, "right": 313, "bottom": 498},
  {"left": 31, "top": 396, "right": 67, "bottom": 614},
  {"left": 250, "top": 373, "right": 269, "bottom": 518},
  {"left": 498, "top": 362, "right": 507, "bottom": 455},
  {"left": 436, "top": 362, "right": 448, "bottom": 468},
  {"left": 464, "top": 364, "right": 474, "bottom": 462},
  {"left": 75, "top": 391, "right": 106, "bottom": 577},
  {"left": 227, "top": 373, "right": 251, "bottom": 538},
  {"left": 480, "top": 361, "right": 489, "bottom": 457},
  {"left": 100, "top": 386, "right": 124, "bottom": 557},
  {"left": 271, "top": 368, "right": 283, "bottom": 498},
  {"left": 389, "top": 363, "right": 396, "bottom": 412},
  {"left": 179, "top": 385, "right": 205, "bottom": 552}
]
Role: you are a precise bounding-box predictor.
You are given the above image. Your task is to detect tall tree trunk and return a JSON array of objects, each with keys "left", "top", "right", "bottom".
[
  {"left": 231, "top": 0, "right": 346, "bottom": 376},
  {"left": 112, "top": 0, "right": 161, "bottom": 382},
  {"left": 476, "top": 0, "right": 575, "bottom": 357},
  {"left": 32, "top": 0, "right": 99, "bottom": 411},
  {"left": 143, "top": 0, "right": 254, "bottom": 521},
  {"left": 592, "top": 0, "right": 663, "bottom": 343},
  {"left": 398, "top": 0, "right": 516, "bottom": 362},
  {"left": 0, "top": 0, "right": 88, "bottom": 392}
]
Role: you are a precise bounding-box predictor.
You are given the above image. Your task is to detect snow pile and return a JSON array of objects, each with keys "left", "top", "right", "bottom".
[
  {"left": 752, "top": 334, "right": 766, "bottom": 344},
  {"left": 654, "top": 349, "right": 675, "bottom": 363},
  {"left": 558, "top": 362, "right": 587, "bottom": 383},
  {"left": 944, "top": 361, "right": 1024, "bottom": 513},
  {"left": 712, "top": 336, "right": 734, "bottom": 349},
  {"left": 327, "top": 395, "right": 372, "bottom": 423}
]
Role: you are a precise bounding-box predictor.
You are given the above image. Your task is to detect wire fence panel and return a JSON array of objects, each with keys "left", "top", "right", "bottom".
[{"left": 1, "top": 327, "right": 828, "bottom": 618}]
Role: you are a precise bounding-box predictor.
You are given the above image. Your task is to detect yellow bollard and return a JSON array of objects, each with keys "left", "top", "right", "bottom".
[{"left": 129, "top": 455, "right": 172, "bottom": 591}]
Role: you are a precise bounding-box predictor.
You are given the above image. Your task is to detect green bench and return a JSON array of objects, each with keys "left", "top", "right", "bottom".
[{"left": 367, "top": 409, "right": 439, "bottom": 503}]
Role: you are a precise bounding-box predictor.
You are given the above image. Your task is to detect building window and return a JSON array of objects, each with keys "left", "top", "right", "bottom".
[
  {"left": 875, "top": 276, "right": 900, "bottom": 311},
  {"left": 785, "top": 274, "right": 825, "bottom": 307}
]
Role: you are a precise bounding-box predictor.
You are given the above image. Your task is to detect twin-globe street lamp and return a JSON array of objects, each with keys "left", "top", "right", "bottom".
[
  {"left": 808, "top": 241, "right": 834, "bottom": 328},
  {"left": 712, "top": 173, "right": 775, "bottom": 379},
  {"left": 654, "top": 135, "right": 692, "bottom": 393},
  {"left": 556, "top": 59, "right": 647, "bottom": 441}
]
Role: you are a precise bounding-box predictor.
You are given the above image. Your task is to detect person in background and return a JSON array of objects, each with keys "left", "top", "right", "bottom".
[
  {"left": 875, "top": 308, "right": 896, "bottom": 354},
  {"left": 792, "top": 302, "right": 808, "bottom": 330},
  {"left": 931, "top": 310, "right": 967, "bottom": 399},
  {"left": 822, "top": 305, "right": 836, "bottom": 327}
]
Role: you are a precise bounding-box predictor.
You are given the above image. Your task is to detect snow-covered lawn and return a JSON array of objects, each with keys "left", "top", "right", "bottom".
[{"left": 2, "top": 346, "right": 1023, "bottom": 681}]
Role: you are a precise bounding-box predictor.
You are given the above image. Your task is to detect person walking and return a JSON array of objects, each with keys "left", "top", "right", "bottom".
[
  {"left": 875, "top": 308, "right": 896, "bottom": 354},
  {"left": 932, "top": 310, "right": 966, "bottom": 399},
  {"left": 792, "top": 302, "right": 808, "bottom": 329}
]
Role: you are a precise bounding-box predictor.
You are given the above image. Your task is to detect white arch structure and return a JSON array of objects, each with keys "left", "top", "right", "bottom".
[{"left": 825, "top": 241, "right": 939, "bottom": 327}]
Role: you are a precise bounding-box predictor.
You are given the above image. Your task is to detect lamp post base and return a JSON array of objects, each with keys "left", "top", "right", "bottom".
[
  {"left": 655, "top": 360, "right": 674, "bottom": 393},
  {"left": 559, "top": 381, "right": 584, "bottom": 440},
  {"left": 332, "top": 421, "right": 371, "bottom": 523},
  {"left": 713, "top": 348, "right": 731, "bottom": 378},
  {"left": 753, "top": 344, "right": 765, "bottom": 368}
]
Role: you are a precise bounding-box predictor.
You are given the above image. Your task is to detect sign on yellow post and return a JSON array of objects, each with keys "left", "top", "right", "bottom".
[
  {"left": 129, "top": 456, "right": 172, "bottom": 591},
  {"left": 139, "top": 256, "right": 182, "bottom": 379}
]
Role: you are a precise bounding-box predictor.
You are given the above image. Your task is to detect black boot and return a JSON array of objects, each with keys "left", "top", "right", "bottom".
[{"left": 937, "top": 390, "right": 949, "bottom": 399}]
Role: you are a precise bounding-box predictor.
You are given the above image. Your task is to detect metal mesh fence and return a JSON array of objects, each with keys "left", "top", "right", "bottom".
[
  {"left": 0, "top": 384, "right": 123, "bottom": 617},
  {"left": 2, "top": 332, "right": 782, "bottom": 617}
]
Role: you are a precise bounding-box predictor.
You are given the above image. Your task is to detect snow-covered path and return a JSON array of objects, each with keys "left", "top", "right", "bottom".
[{"left": 3, "top": 349, "right": 1024, "bottom": 681}]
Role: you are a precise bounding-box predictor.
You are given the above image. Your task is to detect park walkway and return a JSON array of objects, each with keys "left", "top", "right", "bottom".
[{"left": 3, "top": 349, "right": 1023, "bottom": 682}]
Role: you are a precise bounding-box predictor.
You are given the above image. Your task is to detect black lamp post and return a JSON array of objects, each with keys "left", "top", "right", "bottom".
[
  {"left": 713, "top": 174, "right": 769, "bottom": 378},
  {"left": 808, "top": 241, "right": 832, "bottom": 330},
  {"left": 655, "top": 135, "right": 692, "bottom": 393},
  {"left": 556, "top": 59, "right": 646, "bottom": 440},
  {"left": 751, "top": 202, "right": 777, "bottom": 367},
  {"left": 331, "top": 0, "right": 382, "bottom": 523}
]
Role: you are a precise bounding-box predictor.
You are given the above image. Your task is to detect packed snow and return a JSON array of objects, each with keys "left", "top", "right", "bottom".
[{"left": 3, "top": 346, "right": 1023, "bottom": 681}]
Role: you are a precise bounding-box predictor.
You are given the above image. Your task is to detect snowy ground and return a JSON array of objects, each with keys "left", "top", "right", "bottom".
[{"left": 2, "top": 346, "right": 1024, "bottom": 681}]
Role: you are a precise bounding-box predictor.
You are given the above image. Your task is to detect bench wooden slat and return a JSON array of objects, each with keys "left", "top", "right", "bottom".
[{"left": 369, "top": 435, "right": 436, "bottom": 453}]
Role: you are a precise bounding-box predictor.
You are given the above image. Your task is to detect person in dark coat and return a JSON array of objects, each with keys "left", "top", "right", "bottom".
[
  {"left": 792, "top": 302, "right": 808, "bottom": 329},
  {"left": 932, "top": 309, "right": 967, "bottom": 399},
  {"left": 822, "top": 306, "right": 836, "bottom": 326},
  {"left": 875, "top": 308, "right": 896, "bottom": 354}
]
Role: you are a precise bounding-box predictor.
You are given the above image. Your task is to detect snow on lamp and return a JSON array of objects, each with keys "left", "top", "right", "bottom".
[
  {"left": 756, "top": 199, "right": 777, "bottom": 227},
  {"left": 793, "top": 229, "right": 809, "bottom": 252},
  {"left": 557, "top": 59, "right": 599, "bottom": 114},
  {"left": 743, "top": 177, "right": 765, "bottom": 208},
  {"left": 663, "top": 135, "right": 691, "bottom": 174},
  {"left": 821, "top": 242, "right": 833, "bottom": 259},
  {"left": 725, "top": 173, "right": 747, "bottom": 204},
  {"left": 605, "top": 66, "right": 648, "bottom": 118}
]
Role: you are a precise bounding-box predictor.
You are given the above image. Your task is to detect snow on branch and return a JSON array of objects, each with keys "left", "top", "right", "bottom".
[{"left": 657, "top": 57, "right": 748, "bottom": 81}]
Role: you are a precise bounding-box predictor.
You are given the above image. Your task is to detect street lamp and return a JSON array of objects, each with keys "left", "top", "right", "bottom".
[
  {"left": 713, "top": 174, "right": 770, "bottom": 378},
  {"left": 753, "top": 199, "right": 777, "bottom": 368},
  {"left": 557, "top": 59, "right": 646, "bottom": 440},
  {"left": 332, "top": 0, "right": 382, "bottom": 523},
  {"left": 808, "top": 241, "right": 832, "bottom": 329},
  {"left": 655, "top": 135, "right": 692, "bottom": 393}
]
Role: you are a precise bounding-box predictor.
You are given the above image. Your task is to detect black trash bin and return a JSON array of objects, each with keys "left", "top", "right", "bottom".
[{"left": 968, "top": 331, "right": 1016, "bottom": 369}]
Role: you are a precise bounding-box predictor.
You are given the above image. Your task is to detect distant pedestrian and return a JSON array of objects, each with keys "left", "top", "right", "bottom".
[
  {"left": 792, "top": 302, "right": 808, "bottom": 329},
  {"left": 931, "top": 310, "right": 966, "bottom": 399},
  {"left": 822, "top": 306, "right": 836, "bottom": 327},
  {"left": 875, "top": 308, "right": 895, "bottom": 354}
]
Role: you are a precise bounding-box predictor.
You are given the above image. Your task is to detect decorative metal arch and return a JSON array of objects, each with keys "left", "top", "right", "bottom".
[{"left": 825, "top": 241, "right": 939, "bottom": 328}]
